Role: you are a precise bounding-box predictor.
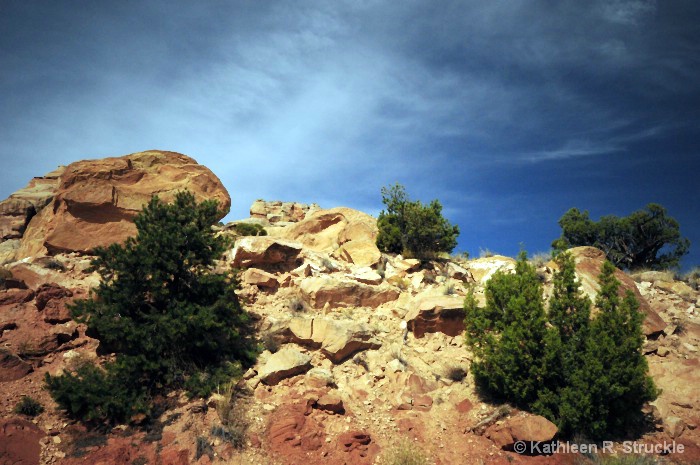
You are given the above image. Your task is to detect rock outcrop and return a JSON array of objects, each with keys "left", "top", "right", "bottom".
[
  {"left": 3, "top": 151, "right": 229, "bottom": 260},
  {"left": 299, "top": 276, "right": 399, "bottom": 309},
  {"left": 230, "top": 237, "right": 303, "bottom": 271},
  {"left": 405, "top": 295, "right": 466, "bottom": 338},
  {"left": 0, "top": 167, "right": 64, "bottom": 242},
  {"left": 279, "top": 207, "right": 378, "bottom": 255},
  {"left": 250, "top": 200, "right": 320, "bottom": 224},
  {"left": 566, "top": 246, "right": 666, "bottom": 336},
  {"left": 287, "top": 316, "right": 382, "bottom": 363},
  {"left": 485, "top": 413, "right": 558, "bottom": 450},
  {"left": 258, "top": 348, "right": 312, "bottom": 385}
]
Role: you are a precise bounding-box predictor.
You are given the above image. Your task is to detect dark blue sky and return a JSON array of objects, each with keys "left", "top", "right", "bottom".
[{"left": 1, "top": 1, "right": 698, "bottom": 268}]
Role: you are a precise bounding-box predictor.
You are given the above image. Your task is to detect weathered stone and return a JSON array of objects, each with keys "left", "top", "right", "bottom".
[
  {"left": 348, "top": 268, "right": 383, "bottom": 285},
  {"left": 0, "top": 349, "right": 33, "bottom": 382},
  {"left": 230, "top": 237, "right": 303, "bottom": 271},
  {"left": 249, "top": 200, "right": 319, "bottom": 224},
  {"left": 315, "top": 392, "right": 345, "bottom": 414},
  {"left": 665, "top": 416, "right": 685, "bottom": 439},
  {"left": 15, "top": 151, "right": 229, "bottom": 258},
  {"left": 655, "top": 281, "right": 696, "bottom": 301},
  {"left": 280, "top": 207, "right": 377, "bottom": 254},
  {"left": 405, "top": 295, "right": 465, "bottom": 338},
  {"left": 566, "top": 247, "right": 665, "bottom": 336},
  {"left": 288, "top": 316, "right": 381, "bottom": 363},
  {"left": 331, "top": 239, "right": 381, "bottom": 267},
  {"left": 0, "top": 288, "right": 35, "bottom": 306},
  {"left": 466, "top": 256, "right": 517, "bottom": 284},
  {"left": 258, "top": 348, "right": 312, "bottom": 385},
  {"left": 299, "top": 276, "right": 399, "bottom": 309},
  {"left": 242, "top": 268, "right": 279, "bottom": 290},
  {"left": 485, "top": 414, "right": 558, "bottom": 450},
  {"left": 631, "top": 270, "right": 675, "bottom": 283},
  {"left": 305, "top": 367, "right": 335, "bottom": 388},
  {"left": 0, "top": 418, "right": 44, "bottom": 465},
  {"left": 657, "top": 346, "right": 670, "bottom": 357},
  {"left": 0, "top": 239, "right": 20, "bottom": 265},
  {"left": 35, "top": 283, "right": 73, "bottom": 324},
  {"left": 445, "top": 262, "right": 473, "bottom": 282}
]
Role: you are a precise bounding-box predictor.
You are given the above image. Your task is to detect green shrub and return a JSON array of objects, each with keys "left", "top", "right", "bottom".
[
  {"left": 464, "top": 252, "right": 657, "bottom": 438},
  {"left": 376, "top": 183, "right": 459, "bottom": 260},
  {"left": 553, "top": 203, "right": 690, "bottom": 270},
  {"left": 14, "top": 395, "right": 44, "bottom": 417},
  {"left": 45, "top": 191, "right": 256, "bottom": 423},
  {"left": 444, "top": 365, "right": 467, "bottom": 382},
  {"left": 288, "top": 296, "right": 306, "bottom": 312},
  {"left": 195, "top": 436, "right": 214, "bottom": 461},
  {"left": 43, "top": 259, "right": 66, "bottom": 271},
  {"left": 211, "top": 424, "right": 246, "bottom": 449},
  {"left": 233, "top": 222, "right": 267, "bottom": 236}
]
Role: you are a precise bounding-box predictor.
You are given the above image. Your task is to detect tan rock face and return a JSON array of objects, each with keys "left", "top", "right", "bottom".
[
  {"left": 250, "top": 200, "right": 320, "bottom": 224},
  {"left": 405, "top": 295, "right": 466, "bottom": 338},
  {"left": 465, "top": 255, "right": 517, "bottom": 284},
  {"left": 299, "top": 276, "right": 399, "bottom": 309},
  {"left": 0, "top": 167, "right": 64, "bottom": 241},
  {"left": 13, "top": 151, "right": 229, "bottom": 258},
  {"left": 566, "top": 246, "right": 665, "bottom": 336},
  {"left": 242, "top": 268, "right": 279, "bottom": 290},
  {"left": 280, "top": 207, "right": 378, "bottom": 254},
  {"left": 231, "top": 237, "right": 303, "bottom": 271},
  {"left": 288, "top": 316, "right": 381, "bottom": 363},
  {"left": 331, "top": 239, "right": 381, "bottom": 268},
  {"left": 258, "top": 348, "right": 312, "bottom": 385}
]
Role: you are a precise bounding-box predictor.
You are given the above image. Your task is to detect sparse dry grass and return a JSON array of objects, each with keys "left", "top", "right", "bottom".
[{"left": 382, "top": 438, "right": 429, "bottom": 465}]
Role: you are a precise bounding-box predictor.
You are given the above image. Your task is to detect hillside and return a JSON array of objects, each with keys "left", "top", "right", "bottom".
[{"left": 0, "top": 151, "right": 698, "bottom": 465}]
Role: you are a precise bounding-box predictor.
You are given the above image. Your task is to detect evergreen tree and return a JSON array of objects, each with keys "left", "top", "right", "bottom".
[
  {"left": 553, "top": 204, "right": 690, "bottom": 270},
  {"left": 46, "top": 191, "right": 255, "bottom": 423},
  {"left": 534, "top": 252, "right": 593, "bottom": 435},
  {"left": 376, "top": 183, "right": 459, "bottom": 259},
  {"left": 465, "top": 252, "right": 658, "bottom": 438},
  {"left": 464, "top": 251, "right": 547, "bottom": 406},
  {"left": 585, "top": 261, "right": 658, "bottom": 436}
]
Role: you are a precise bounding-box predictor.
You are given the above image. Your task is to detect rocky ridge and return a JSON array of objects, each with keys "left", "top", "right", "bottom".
[{"left": 0, "top": 152, "right": 698, "bottom": 465}]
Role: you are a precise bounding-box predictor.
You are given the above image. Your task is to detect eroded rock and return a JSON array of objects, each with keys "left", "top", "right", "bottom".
[
  {"left": 259, "top": 348, "right": 312, "bottom": 385},
  {"left": 405, "top": 295, "right": 465, "bottom": 338}
]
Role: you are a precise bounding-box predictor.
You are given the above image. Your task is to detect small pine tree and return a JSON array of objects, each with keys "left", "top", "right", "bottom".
[
  {"left": 464, "top": 251, "right": 547, "bottom": 406},
  {"left": 465, "top": 252, "right": 657, "bottom": 438},
  {"left": 584, "top": 261, "right": 658, "bottom": 436},
  {"left": 376, "top": 183, "right": 459, "bottom": 259},
  {"left": 534, "top": 252, "right": 593, "bottom": 434},
  {"left": 45, "top": 191, "right": 256, "bottom": 423}
]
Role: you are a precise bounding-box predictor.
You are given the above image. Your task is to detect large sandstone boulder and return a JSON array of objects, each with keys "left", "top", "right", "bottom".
[
  {"left": 278, "top": 207, "right": 378, "bottom": 254},
  {"left": 299, "top": 276, "right": 399, "bottom": 309},
  {"left": 288, "top": 316, "right": 381, "bottom": 363},
  {"left": 258, "top": 348, "right": 312, "bottom": 385},
  {"left": 230, "top": 237, "right": 303, "bottom": 271},
  {"left": 566, "top": 247, "right": 665, "bottom": 336},
  {"left": 405, "top": 295, "right": 465, "bottom": 338},
  {"left": 12, "top": 151, "right": 229, "bottom": 258}
]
